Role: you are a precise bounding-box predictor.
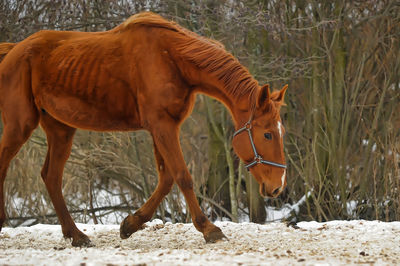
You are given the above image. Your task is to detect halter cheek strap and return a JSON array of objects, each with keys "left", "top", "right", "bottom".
[{"left": 233, "top": 120, "right": 287, "bottom": 169}]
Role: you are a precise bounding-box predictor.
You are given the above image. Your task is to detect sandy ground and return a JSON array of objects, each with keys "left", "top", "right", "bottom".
[{"left": 0, "top": 219, "right": 399, "bottom": 265}]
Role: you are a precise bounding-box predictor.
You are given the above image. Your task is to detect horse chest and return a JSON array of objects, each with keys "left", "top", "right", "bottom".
[
  {"left": 139, "top": 83, "right": 195, "bottom": 125},
  {"left": 162, "top": 85, "right": 195, "bottom": 121},
  {"left": 165, "top": 97, "right": 194, "bottom": 122}
]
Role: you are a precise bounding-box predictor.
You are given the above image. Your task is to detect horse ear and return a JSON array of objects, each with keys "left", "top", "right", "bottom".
[
  {"left": 257, "top": 84, "right": 271, "bottom": 109},
  {"left": 274, "top": 84, "right": 288, "bottom": 104}
]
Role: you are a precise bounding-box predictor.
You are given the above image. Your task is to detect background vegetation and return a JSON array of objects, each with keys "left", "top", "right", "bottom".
[{"left": 0, "top": 0, "right": 399, "bottom": 226}]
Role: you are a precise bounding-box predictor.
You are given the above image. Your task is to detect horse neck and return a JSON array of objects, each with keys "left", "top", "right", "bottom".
[
  {"left": 166, "top": 32, "right": 259, "bottom": 128},
  {"left": 193, "top": 74, "right": 256, "bottom": 129}
]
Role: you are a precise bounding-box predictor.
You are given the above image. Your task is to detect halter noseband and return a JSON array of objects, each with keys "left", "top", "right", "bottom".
[{"left": 233, "top": 119, "right": 287, "bottom": 170}]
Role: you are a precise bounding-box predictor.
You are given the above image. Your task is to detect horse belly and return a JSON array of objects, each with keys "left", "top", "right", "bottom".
[{"left": 36, "top": 89, "right": 141, "bottom": 131}]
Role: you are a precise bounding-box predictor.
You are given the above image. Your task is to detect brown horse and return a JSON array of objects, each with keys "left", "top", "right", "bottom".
[{"left": 0, "top": 12, "right": 288, "bottom": 247}]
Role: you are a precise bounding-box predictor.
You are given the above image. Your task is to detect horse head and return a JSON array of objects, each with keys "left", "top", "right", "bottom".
[{"left": 232, "top": 84, "right": 288, "bottom": 198}]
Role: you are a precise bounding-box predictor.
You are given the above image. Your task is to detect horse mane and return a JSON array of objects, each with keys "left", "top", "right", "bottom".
[
  {"left": 118, "top": 12, "right": 259, "bottom": 108},
  {"left": 174, "top": 34, "right": 259, "bottom": 104},
  {"left": 116, "top": 12, "right": 181, "bottom": 33}
]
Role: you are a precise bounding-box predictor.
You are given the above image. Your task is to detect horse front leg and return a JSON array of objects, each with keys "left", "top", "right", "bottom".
[
  {"left": 120, "top": 143, "right": 174, "bottom": 239},
  {"left": 149, "top": 125, "right": 226, "bottom": 243}
]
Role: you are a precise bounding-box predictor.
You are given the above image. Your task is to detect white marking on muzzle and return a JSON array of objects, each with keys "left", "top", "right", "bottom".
[{"left": 281, "top": 169, "right": 286, "bottom": 188}]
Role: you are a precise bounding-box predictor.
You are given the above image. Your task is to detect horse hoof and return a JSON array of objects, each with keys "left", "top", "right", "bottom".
[
  {"left": 204, "top": 227, "right": 228, "bottom": 243},
  {"left": 71, "top": 236, "right": 94, "bottom": 247},
  {"left": 0, "top": 218, "right": 5, "bottom": 232},
  {"left": 120, "top": 226, "right": 131, "bottom": 239},
  {"left": 120, "top": 215, "right": 132, "bottom": 239},
  {"left": 120, "top": 215, "right": 143, "bottom": 239}
]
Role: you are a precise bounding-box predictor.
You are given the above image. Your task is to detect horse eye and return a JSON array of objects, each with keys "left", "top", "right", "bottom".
[{"left": 264, "top": 133, "right": 272, "bottom": 140}]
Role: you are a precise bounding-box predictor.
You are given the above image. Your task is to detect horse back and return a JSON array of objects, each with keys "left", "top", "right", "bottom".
[{"left": 1, "top": 25, "right": 195, "bottom": 131}]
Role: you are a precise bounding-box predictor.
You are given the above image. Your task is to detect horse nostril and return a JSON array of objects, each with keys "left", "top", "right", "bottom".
[{"left": 272, "top": 186, "right": 281, "bottom": 197}]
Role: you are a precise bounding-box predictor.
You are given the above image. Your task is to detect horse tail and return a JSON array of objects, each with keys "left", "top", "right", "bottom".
[{"left": 0, "top": 42, "right": 16, "bottom": 63}]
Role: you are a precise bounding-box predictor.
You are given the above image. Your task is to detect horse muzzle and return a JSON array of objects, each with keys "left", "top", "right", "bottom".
[{"left": 260, "top": 182, "right": 284, "bottom": 198}]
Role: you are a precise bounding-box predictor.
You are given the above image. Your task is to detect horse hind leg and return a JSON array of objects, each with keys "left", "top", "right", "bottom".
[
  {"left": 39, "top": 113, "right": 92, "bottom": 247},
  {"left": 0, "top": 111, "right": 39, "bottom": 230}
]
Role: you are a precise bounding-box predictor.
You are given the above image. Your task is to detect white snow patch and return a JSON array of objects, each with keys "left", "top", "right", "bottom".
[
  {"left": 266, "top": 192, "right": 309, "bottom": 222},
  {"left": 346, "top": 200, "right": 358, "bottom": 217},
  {"left": 0, "top": 220, "right": 399, "bottom": 265}
]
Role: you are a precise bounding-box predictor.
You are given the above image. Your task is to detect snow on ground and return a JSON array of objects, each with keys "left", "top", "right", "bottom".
[{"left": 0, "top": 219, "right": 399, "bottom": 265}]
